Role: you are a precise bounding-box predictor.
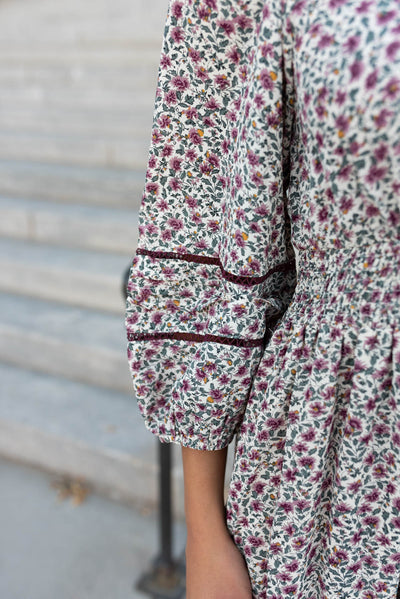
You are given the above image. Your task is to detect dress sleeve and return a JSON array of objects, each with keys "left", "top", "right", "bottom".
[{"left": 125, "top": 0, "right": 297, "bottom": 450}]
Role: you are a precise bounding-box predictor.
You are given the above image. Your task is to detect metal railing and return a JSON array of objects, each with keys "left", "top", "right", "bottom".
[{"left": 135, "top": 442, "right": 186, "bottom": 599}]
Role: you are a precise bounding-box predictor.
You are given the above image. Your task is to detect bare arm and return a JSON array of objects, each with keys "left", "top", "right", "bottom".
[
  {"left": 181, "top": 445, "right": 228, "bottom": 540},
  {"left": 182, "top": 446, "right": 252, "bottom": 599}
]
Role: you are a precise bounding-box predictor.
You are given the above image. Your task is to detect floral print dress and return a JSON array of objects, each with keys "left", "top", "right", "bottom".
[{"left": 125, "top": 0, "right": 400, "bottom": 596}]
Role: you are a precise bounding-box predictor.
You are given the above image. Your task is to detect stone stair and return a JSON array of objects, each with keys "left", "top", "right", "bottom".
[
  {"left": 0, "top": 0, "right": 191, "bottom": 516},
  {"left": 0, "top": 196, "right": 139, "bottom": 253},
  {"left": 0, "top": 160, "right": 144, "bottom": 207}
]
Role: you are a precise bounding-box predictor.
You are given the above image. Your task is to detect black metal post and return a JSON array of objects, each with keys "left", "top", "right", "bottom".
[
  {"left": 135, "top": 441, "right": 186, "bottom": 599},
  {"left": 158, "top": 442, "right": 173, "bottom": 568}
]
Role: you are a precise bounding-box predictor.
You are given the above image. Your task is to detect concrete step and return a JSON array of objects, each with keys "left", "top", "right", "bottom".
[
  {"left": 0, "top": 196, "right": 140, "bottom": 254},
  {"left": 0, "top": 106, "right": 152, "bottom": 140},
  {"left": 0, "top": 62, "right": 159, "bottom": 90},
  {"left": 0, "top": 130, "right": 151, "bottom": 169},
  {"left": 0, "top": 85, "right": 157, "bottom": 113},
  {"left": 0, "top": 0, "right": 170, "bottom": 46},
  {"left": 0, "top": 238, "right": 132, "bottom": 314},
  {"left": 0, "top": 160, "right": 145, "bottom": 209},
  {"left": 0, "top": 458, "right": 187, "bottom": 599},
  {"left": 0, "top": 362, "right": 185, "bottom": 516},
  {"left": 0, "top": 292, "right": 131, "bottom": 392},
  {"left": 0, "top": 43, "right": 162, "bottom": 67}
]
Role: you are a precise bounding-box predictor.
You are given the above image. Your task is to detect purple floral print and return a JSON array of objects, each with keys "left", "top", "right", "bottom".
[{"left": 125, "top": 0, "right": 400, "bottom": 596}]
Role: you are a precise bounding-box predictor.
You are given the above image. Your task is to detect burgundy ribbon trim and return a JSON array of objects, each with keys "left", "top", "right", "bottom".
[
  {"left": 136, "top": 248, "right": 295, "bottom": 286},
  {"left": 136, "top": 248, "right": 220, "bottom": 267},
  {"left": 127, "top": 330, "right": 265, "bottom": 348}
]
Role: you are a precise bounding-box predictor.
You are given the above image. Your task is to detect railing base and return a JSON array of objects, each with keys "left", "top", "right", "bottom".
[{"left": 135, "top": 554, "right": 186, "bottom": 599}]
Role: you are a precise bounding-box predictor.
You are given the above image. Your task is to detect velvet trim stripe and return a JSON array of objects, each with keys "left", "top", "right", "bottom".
[
  {"left": 127, "top": 330, "right": 266, "bottom": 348},
  {"left": 135, "top": 248, "right": 296, "bottom": 286},
  {"left": 136, "top": 247, "right": 220, "bottom": 266}
]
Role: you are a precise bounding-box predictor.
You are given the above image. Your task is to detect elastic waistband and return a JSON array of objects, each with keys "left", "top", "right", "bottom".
[{"left": 293, "top": 239, "right": 400, "bottom": 298}]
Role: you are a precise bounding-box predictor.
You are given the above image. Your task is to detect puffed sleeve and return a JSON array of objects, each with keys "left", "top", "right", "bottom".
[{"left": 125, "top": 0, "right": 297, "bottom": 450}]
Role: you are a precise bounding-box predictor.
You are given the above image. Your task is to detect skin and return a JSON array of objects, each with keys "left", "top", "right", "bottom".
[{"left": 182, "top": 445, "right": 253, "bottom": 599}]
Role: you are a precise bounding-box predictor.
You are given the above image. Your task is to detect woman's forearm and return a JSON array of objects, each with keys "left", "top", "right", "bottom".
[
  {"left": 182, "top": 446, "right": 252, "bottom": 598},
  {"left": 181, "top": 445, "right": 229, "bottom": 541}
]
